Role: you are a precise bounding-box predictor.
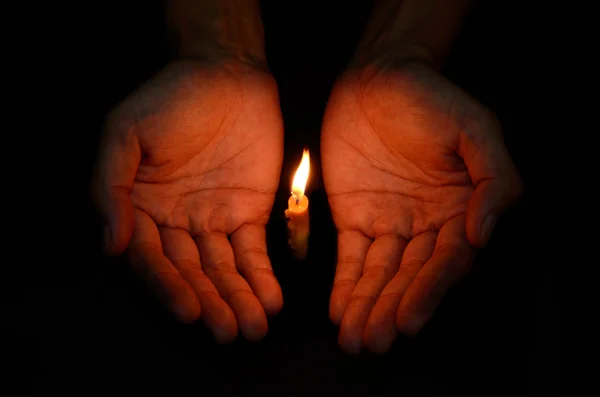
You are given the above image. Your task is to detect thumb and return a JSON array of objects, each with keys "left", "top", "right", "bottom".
[
  {"left": 459, "top": 109, "right": 522, "bottom": 248},
  {"left": 93, "top": 110, "right": 141, "bottom": 256}
]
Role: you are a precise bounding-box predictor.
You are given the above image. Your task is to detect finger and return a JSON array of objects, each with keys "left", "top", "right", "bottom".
[
  {"left": 196, "top": 233, "right": 268, "bottom": 341},
  {"left": 329, "top": 230, "right": 372, "bottom": 326},
  {"left": 339, "top": 234, "right": 407, "bottom": 354},
  {"left": 160, "top": 227, "right": 237, "bottom": 343},
  {"left": 93, "top": 111, "right": 141, "bottom": 256},
  {"left": 459, "top": 112, "right": 522, "bottom": 247},
  {"left": 128, "top": 209, "right": 201, "bottom": 323},
  {"left": 396, "top": 215, "right": 474, "bottom": 336},
  {"left": 230, "top": 224, "right": 283, "bottom": 316},
  {"left": 364, "top": 231, "right": 437, "bottom": 353}
]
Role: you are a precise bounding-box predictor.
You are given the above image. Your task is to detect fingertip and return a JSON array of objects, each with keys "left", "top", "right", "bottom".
[
  {"left": 396, "top": 310, "right": 427, "bottom": 337},
  {"left": 233, "top": 294, "right": 268, "bottom": 341},
  {"left": 466, "top": 210, "right": 497, "bottom": 249},
  {"left": 364, "top": 331, "right": 394, "bottom": 355},
  {"left": 151, "top": 273, "right": 200, "bottom": 324},
  {"left": 104, "top": 198, "right": 135, "bottom": 256},
  {"left": 103, "top": 224, "right": 123, "bottom": 257},
  {"left": 467, "top": 171, "right": 522, "bottom": 248},
  {"left": 212, "top": 313, "right": 239, "bottom": 344},
  {"left": 480, "top": 212, "right": 498, "bottom": 246},
  {"left": 329, "top": 299, "right": 344, "bottom": 326},
  {"left": 214, "top": 329, "right": 238, "bottom": 344},
  {"left": 338, "top": 329, "right": 362, "bottom": 355},
  {"left": 241, "top": 316, "right": 268, "bottom": 342},
  {"left": 196, "top": 293, "right": 239, "bottom": 344},
  {"left": 465, "top": 203, "right": 487, "bottom": 249},
  {"left": 173, "top": 285, "right": 202, "bottom": 324},
  {"left": 338, "top": 307, "right": 366, "bottom": 354},
  {"left": 104, "top": 231, "right": 130, "bottom": 257},
  {"left": 261, "top": 288, "right": 284, "bottom": 316},
  {"left": 364, "top": 310, "right": 397, "bottom": 354},
  {"left": 175, "top": 303, "right": 201, "bottom": 325},
  {"left": 254, "top": 276, "right": 284, "bottom": 316}
]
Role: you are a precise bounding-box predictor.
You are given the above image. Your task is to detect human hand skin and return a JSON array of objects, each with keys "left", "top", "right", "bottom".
[
  {"left": 93, "top": 0, "right": 283, "bottom": 343},
  {"left": 322, "top": 0, "right": 522, "bottom": 354}
]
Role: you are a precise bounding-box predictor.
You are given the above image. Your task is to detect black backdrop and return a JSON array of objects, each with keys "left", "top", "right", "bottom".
[{"left": 3, "top": 1, "right": 574, "bottom": 395}]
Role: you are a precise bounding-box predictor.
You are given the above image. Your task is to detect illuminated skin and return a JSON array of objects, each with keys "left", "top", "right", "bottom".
[
  {"left": 320, "top": 0, "right": 522, "bottom": 355},
  {"left": 322, "top": 61, "right": 522, "bottom": 354},
  {"left": 94, "top": 60, "right": 284, "bottom": 343},
  {"left": 94, "top": 0, "right": 523, "bottom": 354},
  {"left": 94, "top": 0, "right": 285, "bottom": 343}
]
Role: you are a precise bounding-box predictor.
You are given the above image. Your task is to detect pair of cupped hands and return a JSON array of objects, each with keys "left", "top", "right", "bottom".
[{"left": 94, "top": 58, "right": 521, "bottom": 354}]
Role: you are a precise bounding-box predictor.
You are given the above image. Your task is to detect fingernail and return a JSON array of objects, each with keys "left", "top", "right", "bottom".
[{"left": 481, "top": 213, "right": 497, "bottom": 245}]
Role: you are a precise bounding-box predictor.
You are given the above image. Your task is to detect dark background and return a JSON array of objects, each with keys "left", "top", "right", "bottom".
[{"left": 3, "top": 0, "right": 573, "bottom": 395}]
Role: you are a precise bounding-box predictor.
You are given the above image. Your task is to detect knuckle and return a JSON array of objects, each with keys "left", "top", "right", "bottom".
[
  {"left": 240, "top": 246, "right": 267, "bottom": 260},
  {"left": 379, "top": 291, "right": 404, "bottom": 299},
  {"left": 401, "top": 259, "right": 425, "bottom": 274},
  {"left": 207, "top": 262, "right": 237, "bottom": 274},
  {"left": 198, "top": 289, "right": 222, "bottom": 299},
  {"left": 348, "top": 294, "right": 376, "bottom": 307},
  {"left": 434, "top": 243, "right": 457, "bottom": 256},
  {"left": 224, "top": 288, "right": 254, "bottom": 302},
  {"left": 174, "top": 258, "right": 204, "bottom": 274},
  {"left": 250, "top": 267, "right": 274, "bottom": 277},
  {"left": 240, "top": 246, "right": 267, "bottom": 257},
  {"left": 333, "top": 278, "right": 357, "bottom": 289},
  {"left": 129, "top": 242, "right": 161, "bottom": 261},
  {"left": 337, "top": 255, "right": 362, "bottom": 268},
  {"left": 362, "top": 264, "right": 388, "bottom": 278}
]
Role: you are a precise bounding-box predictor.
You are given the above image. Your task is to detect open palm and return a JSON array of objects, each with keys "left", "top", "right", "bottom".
[
  {"left": 322, "top": 62, "right": 521, "bottom": 353},
  {"left": 95, "top": 60, "right": 283, "bottom": 342}
]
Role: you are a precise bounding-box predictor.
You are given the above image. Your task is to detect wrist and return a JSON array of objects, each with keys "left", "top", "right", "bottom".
[
  {"left": 351, "top": 40, "right": 438, "bottom": 71},
  {"left": 350, "top": 0, "right": 472, "bottom": 71},
  {"left": 167, "top": 0, "right": 266, "bottom": 68},
  {"left": 174, "top": 40, "right": 266, "bottom": 69}
]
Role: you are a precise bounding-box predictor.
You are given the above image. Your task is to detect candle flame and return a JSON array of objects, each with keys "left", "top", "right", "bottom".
[{"left": 292, "top": 149, "right": 310, "bottom": 197}]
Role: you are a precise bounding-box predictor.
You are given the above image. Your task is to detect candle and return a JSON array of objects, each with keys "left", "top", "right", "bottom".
[{"left": 285, "top": 148, "right": 310, "bottom": 259}]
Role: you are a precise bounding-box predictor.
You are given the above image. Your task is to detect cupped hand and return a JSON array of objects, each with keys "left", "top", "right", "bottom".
[
  {"left": 94, "top": 60, "right": 284, "bottom": 342},
  {"left": 322, "top": 61, "right": 521, "bottom": 354}
]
